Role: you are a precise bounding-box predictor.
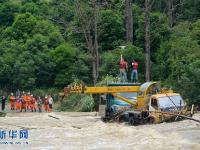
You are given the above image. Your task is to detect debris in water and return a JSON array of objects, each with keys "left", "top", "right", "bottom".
[
  {"left": 48, "top": 115, "right": 60, "bottom": 120},
  {"left": 72, "top": 125, "right": 81, "bottom": 129},
  {"left": 0, "top": 112, "right": 6, "bottom": 117}
]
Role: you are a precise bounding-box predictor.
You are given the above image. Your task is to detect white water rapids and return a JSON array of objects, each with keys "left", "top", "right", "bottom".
[{"left": 0, "top": 112, "right": 199, "bottom": 150}]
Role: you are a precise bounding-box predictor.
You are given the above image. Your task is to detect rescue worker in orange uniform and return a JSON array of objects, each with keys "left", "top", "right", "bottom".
[
  {"left": 26, "top": 92, "right": 32, "bottom": 111},
  {"left": 44, "top": 96, "right": 50, "bottom": 112},
  {"left": 15, "top": 96, "right": 22, "bottom": 111},
  {"left": 30, "top": 95, "right": 36, "bottom": 112},
  {"left": 10, "top": 93, "right": 15, "bottom": 110},
  {"left": 21, "top": 93, "right": 27, "bottom": 112}
]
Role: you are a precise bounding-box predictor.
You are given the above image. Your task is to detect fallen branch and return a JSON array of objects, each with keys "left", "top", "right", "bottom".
[
  {"left": 72, "top": 126, "right": 81, "bottom": 129},
  {"left": 48, "top": 115, "right": 60, "bottom": 120}
]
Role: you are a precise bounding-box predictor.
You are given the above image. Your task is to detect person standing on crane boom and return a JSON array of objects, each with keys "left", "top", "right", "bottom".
[
  {"left": 119, "top": 54, "right": 128, "bottom": 82},
  {"left": 131, "top": 59, "right": 139, "bottom": 83}
]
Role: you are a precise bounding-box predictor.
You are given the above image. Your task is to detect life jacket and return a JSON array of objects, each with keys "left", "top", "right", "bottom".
[
  {"left": 132, "top": 62, "right": 138, "bottom": 70},
  {"left": 27, "top": 95, "right": 32, "bottom": 103},
  {"left": 23, "top": 95, "right": 28, "bottom": 102},
  {"left": 10, "top": 96, "right": 15, "bottom": 102},
  {"left": 44, "top": 99, "right": 49, "bottom": 105},
  {"left": 22, "top": 99, "right": 26, "bottom": 104},
  {"left": 31, "top": 97, "right": 36, "bottom": 104}
]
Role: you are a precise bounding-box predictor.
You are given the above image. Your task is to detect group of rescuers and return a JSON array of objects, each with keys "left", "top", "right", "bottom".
[
  {"left": 119, "top": 55, "right": 139, "bottom": 83},
  {"left": 6, "top": 92, "right": 54, "bottom": 113}
]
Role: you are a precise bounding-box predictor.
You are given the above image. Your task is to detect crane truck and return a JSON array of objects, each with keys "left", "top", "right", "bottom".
[{"left": 62, "top": 82, "right": 195, "bottom": 125}]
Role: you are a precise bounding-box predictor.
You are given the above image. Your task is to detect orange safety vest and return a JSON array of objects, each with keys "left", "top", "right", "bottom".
[{"left": 10, "top": 96, "right": 15, "bottom": 102}]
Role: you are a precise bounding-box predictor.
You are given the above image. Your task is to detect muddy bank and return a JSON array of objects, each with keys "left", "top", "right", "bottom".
[{"left": 0, "top": 112, "right": 199, "bottom": 150}]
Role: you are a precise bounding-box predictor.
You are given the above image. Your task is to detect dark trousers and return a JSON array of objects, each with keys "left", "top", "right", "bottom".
[{"left": 1, "top": 101, "right": 5, "bottom": 111}]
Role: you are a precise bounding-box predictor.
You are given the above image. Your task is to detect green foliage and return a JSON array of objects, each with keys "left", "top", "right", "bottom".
[
  {"left": 32, "top": 87, "right": 60, "bottom": 101},
  {"left": 154, "top": 21, "right": 200, "bottom": 105},
  {"left": 60, "top": 94, "right": 94, "bottom": 112},
  {"left": 9, "top": 13, "right": 37, "bottom": 40},
  {"left": 96, "top": 75, "right": 120, "bottom": 86},
  {"left": 99, "top": 9, "right": 125, "bottom": 50},
  {"left": 0, "top": 0, "right": 20, "bottom": 27},
  {"left": 176, "top": 0, "right": 200, "bottom": 22},
  {"left": 13, "top": 51, "right": 36, "bottom": 88},
  {"left": 135, "top": 12, "right": 170, "bottom": 52},
  {"left": 50, "top": 43, "right": 90, "bottom": 86},
  {"left": 20, "top": 2, "right": 40, "bottom": 15},
  {"left": 0, "top": 13, "right": 63, "bottom": 89}
]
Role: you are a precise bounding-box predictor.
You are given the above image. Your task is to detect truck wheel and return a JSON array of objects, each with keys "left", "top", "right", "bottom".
[{"left": 129, "top": 116, "right": 135, "bottom": 125}]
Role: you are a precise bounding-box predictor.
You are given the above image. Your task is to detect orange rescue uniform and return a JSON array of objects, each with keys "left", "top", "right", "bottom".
[
  {"left": 21, "top": 95, "right": 27, "bottom": 111},
  {"left": 44, "top": 98, "right": 50, "bottom": 112},
  {"left": 30, "top": 97, "right": 36, "bottom": 112},
  {"left": 10, "top": 96, "right": 15, "bottom": 110},
  {"left": 26, "top": 95, "right": 32, "bottom": 110},
  {"left": 15, "top": 98, "right": 22, "bottom": 110}
]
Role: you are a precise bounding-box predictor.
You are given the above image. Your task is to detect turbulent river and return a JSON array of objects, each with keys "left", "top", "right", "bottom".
[{"left": 0, "top": 112, "right": 200, "bottom": 150}]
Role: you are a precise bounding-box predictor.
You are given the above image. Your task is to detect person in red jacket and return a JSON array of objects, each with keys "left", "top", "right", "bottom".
[
  {"left": 10, "top": 93, "right": 15, "bottom": 110},
  {"left": 119, "top": 55, "right": 128, "bottom": 82},
  {"left": 131, "top": 59, "right": 139, "bottom": 83}
]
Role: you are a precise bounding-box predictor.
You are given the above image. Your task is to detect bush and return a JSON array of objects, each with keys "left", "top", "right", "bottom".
[
  {"left": 97, "top": 75, "right": 120, "bottom": 86},
  {"left": 60, "top": 94, "right": 94, "bottom": 112}
]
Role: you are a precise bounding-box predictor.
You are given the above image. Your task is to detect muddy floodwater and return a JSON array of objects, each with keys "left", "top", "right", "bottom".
[{"left": 0, "top": 112, "right": 200, "bottom": 150}]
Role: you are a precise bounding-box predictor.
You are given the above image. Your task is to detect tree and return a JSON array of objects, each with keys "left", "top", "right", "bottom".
[
  {"left": 13, "top": 51, "right": 36, "bottom": 89},
  {"left": 0, "top": 13, "right": 64, "bottom": 89},
  {"left": 125, "top": 0, "right": 133, "bottom": 43},
  {"left": 74, "top": 0, "right": 99, "bottom": 84},
  {"left": 0, "top": 40, "right": 23, "bottom": 90},
  {"left": 99, "top": 9, "right": 125, "bottom": 50},
  {"left": 167, "top": 0, "right": 173, "bottom": 27},
  {"left": 144, "top": 0, "right": 151, "bottom": 81},
  {"left": 0, "top": 0, "right": 20, "bottom": 27},
  {"left": 50, "top": 43, "right": 89, "bottom": 86},
  {"left": 176, "top": 0, "right": 200, "bottom": 22},
  {"left": 155, "top": 21, "right": 200, "bottom": 105}
]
